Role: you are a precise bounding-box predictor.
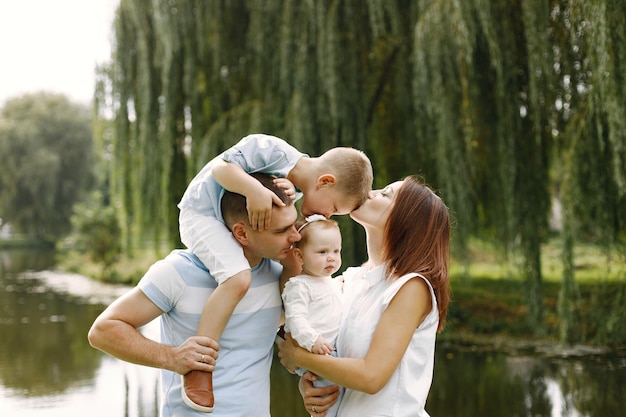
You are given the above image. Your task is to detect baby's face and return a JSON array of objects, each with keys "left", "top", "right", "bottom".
[{"left": 299, "top": 227, "right": 342, "bottom": 277}]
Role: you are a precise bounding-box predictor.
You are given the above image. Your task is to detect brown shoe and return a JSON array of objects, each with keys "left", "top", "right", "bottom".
[{"left": 182, "top": 370, "right": 214, "bottom": 413}]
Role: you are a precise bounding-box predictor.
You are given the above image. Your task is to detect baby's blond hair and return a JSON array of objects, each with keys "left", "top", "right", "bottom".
[{"left": 294, "top": 216, "right": 341, "bottom": 249}]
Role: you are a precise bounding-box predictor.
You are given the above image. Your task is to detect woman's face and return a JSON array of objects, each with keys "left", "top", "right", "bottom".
[{"left": 350, "top": 180, "right": 404, "bottom": 228}]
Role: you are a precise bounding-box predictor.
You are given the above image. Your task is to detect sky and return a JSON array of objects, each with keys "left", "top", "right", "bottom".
[{"left": 0, "top": 0, "right": 119, "bottom": 106}]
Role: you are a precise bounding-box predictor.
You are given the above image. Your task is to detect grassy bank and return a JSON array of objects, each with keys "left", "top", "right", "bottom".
[
  {"left": 445, "top": 238, "right": 626, "bottom": 347},
  {"left": 0, "top": 237, "right": 54, "bottom": 249},
  {"left": 58, "top": 248, "right": 170, "bottom": 285},
  {"left": 445, "top": 277, "right": 626, "bottom": 347}
]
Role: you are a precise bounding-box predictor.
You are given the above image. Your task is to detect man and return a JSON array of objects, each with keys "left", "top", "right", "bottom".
[{"left": 88, "top": 173, "right": 300, "bottom": 416}]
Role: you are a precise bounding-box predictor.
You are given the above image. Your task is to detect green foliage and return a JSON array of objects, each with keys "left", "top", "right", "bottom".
[
  {"left": 0, "top": 93, "right": 95, "bottom": 242},
  {"left": 65, "top": 192, "right": 122, "bottom": 278}
]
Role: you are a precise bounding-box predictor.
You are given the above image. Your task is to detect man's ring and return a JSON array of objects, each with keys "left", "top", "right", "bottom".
[
  {"left": 201, "top": 354, "right": 206, "bottom": 362},
  {"left": 312, "top": 406, "right": 317, "bottom": 413}
]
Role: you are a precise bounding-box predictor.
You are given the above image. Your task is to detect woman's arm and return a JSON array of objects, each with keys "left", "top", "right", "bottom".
[{"left": 279, "top": 277, "right": 431, "bottom": 394}]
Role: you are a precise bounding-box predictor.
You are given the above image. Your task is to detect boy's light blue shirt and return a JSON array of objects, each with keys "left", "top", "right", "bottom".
[
  {"left": 178, "top": 133, "right": 306, "bottom": 220},
  {"left": 138, "top": 249, "right": 283, "bottom": 417}
]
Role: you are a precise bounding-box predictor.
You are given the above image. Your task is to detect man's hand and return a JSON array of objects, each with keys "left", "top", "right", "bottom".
[
  {"left": 171, "top": 336, "right": 219, "bottom": 375},
  {"left": 299, "top": 372, "right": 340, "bottom": 416},
  {"left": 280, "top": 247, "right": 302, "bottom": 276}
]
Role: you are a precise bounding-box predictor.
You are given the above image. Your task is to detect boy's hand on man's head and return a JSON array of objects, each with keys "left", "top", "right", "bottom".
[{"left": 246, "top": 187, "right": 284, "bottom": 230}]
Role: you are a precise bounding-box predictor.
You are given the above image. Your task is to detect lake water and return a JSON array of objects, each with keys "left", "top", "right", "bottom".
[{"left": 0, "top": 249, "right": 624, "bottom": 417}]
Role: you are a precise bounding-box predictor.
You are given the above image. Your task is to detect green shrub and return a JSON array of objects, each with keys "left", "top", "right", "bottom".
[{"left": 63, "top": 192, "right": 122, "bottom": 280}]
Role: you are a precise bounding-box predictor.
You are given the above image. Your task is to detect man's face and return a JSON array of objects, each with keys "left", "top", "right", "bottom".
[{"left": 245, "top": 204, "right": 300, "bottom": 261}]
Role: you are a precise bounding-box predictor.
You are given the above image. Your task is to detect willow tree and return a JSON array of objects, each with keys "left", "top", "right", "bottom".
[
  {"left": 412, "top": 0, "right": 625, "bottom": 337},
  {"left": 98, "top": 0, "right": 626, "bottom": 339},
  {"left": 553, "top": 0, "right": 626, "bottom": 344},
  {"left": 106, "top": 0, "right": 152, "bottom": 254},
  {"left": 413, "top": 0, "right": 554, "bottom": 332}
]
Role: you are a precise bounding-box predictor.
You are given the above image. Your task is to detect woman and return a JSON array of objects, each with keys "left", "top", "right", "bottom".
[{"left": 277, "top": 176, "right": 451, "bottom": 417}]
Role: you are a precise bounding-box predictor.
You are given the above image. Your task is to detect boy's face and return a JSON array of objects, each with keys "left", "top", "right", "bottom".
[{"left": 300, "top": 187, "right": 355, "bottom": 218}]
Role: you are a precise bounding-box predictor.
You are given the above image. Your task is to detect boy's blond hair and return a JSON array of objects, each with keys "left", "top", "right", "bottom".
[{"left": 319, "top": 147, "right": 373, "bottom": 209}]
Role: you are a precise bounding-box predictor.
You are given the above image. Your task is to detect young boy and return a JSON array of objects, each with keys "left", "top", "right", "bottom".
[{"left": 177, "top": 133, "right": 372, "bottom": 412}]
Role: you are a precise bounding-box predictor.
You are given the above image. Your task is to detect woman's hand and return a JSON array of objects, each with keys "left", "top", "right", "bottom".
[
  {"left": 299, "top": 372, "right": 340, "bottom": 416},
  {"left": 279, "top": 335, "right": 341, "bottom": 415},
  {"left": 276, "top": 332, "right": 302, "bottom": 373}
]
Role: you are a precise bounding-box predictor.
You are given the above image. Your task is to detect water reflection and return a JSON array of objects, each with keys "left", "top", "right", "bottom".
[
  {"left": 428, "top": 343, "right": 625, "bottom": 417},
  {"left": 0, "top": 249, "right": 151, "bottom": 417},
  {"left": 2, "top": 280, "right": 98, "bottom": 396},
  {"left": 0, "top": 249, "right": 624, "bottom": 417}
]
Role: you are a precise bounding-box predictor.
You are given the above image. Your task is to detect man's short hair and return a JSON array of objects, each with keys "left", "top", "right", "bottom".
[{"left": 221, "top": 173, "right": 292, "bottom": 229}]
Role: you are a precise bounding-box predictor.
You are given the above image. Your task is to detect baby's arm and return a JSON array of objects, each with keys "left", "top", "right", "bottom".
[
  {"left": 283, "top": 280, "right": 325, "bottom": 353},
  {"left": 212, "top": 159, "right": 285, "bottom": 230}
]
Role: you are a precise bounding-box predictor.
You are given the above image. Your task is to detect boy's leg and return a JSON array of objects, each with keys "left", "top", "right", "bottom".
[
  {"left": 183, "top": 269, "right": 251, "bottom": 413},
  {"left": 197, "top": 269, "right": 252, "bottom": 336},
  {"left": 179, "top": 209, "right": 252, "bottom": 412}
]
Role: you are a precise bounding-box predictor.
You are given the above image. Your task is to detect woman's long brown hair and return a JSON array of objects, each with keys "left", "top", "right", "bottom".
[{"left": 381, "top": 176, "right": 451, "bottom": 332}]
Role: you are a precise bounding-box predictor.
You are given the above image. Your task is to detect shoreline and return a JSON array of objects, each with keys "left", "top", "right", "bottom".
[{"left": 438, "top": 332, "right": 626, "bottom": 362}]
